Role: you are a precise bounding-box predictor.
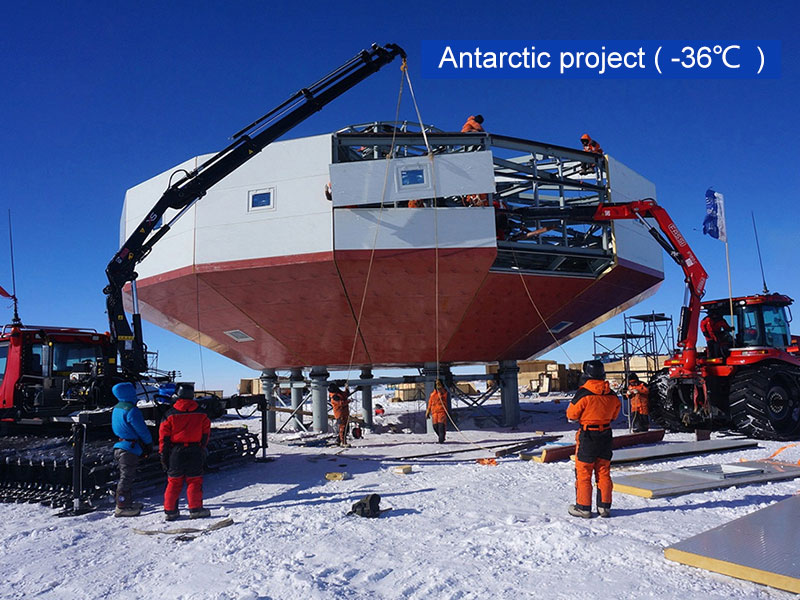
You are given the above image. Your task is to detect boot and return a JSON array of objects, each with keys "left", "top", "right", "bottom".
[
  {"left": 598, "top": 507, "right": 611, "bottom": 518},
  {"left": 189, "top": 507, "right": 211, "bottom": 519},
  {"left": 164, "top": 510, "right": 180, "bottom": 522},
  {"left": 568, "top": 504, "right": 592, "bottom": 519},
  {"left": 114, "top": 505, "right": 141, "bottom": 518}
]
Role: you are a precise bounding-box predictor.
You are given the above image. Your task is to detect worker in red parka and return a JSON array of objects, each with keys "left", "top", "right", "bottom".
[
  {"left": 426, "top": 379, "right": 450, "bottom": 444},
  {"left": 701, "top": 308, "right": 734, "bottom": 358},
  {"left": 461, "top": 114, "right": 485, "bottom": 133},
  {"left": 329, "top": 383, "right": 353, "bottom": 447},
  {"left": 626, "top": 372, "right": 649, "bottom": 433},
  {"left": 566, "top": 360, "right": 620, "bottom": 519},
  {"left": 159, "top": 384, "right": 211, "bottom": 521}
]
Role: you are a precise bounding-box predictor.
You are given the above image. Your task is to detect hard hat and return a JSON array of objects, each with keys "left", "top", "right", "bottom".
[
  {"left": 582, "top": 360, "right": 605, "bottom": 380},
  {"left": 628, "top": 372, "right": 640, "bottom": 382},
  {"left": 581, "top": 133, "right": 591, "bottom": 141},
  {"left": 474, "top": 114, "right": 484, "bottom": 123},
  {"left": 174, "top": 382, "right": 195, "bottom": 400}
]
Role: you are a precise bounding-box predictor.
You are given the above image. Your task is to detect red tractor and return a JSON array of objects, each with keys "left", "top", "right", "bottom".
[
  {"left": 651, "top": 292, "right": 800, "bottom": 439},
  {"left": 521, "top": 199, "right": 800, "bottom": 440}
]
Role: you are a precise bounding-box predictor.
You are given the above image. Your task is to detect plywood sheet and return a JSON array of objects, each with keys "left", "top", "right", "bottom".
[
  {"left": 665, "top": 495, "right": 800, "bottom": 594},
  {"left": 614, "top": 460, "right": 800, "bottom": 498},
  {"left": 531, "top": 429, "right": 665, "bottom": 463},
  {"left": 610, "top": 438, "right": 758, "bottom": 464}
]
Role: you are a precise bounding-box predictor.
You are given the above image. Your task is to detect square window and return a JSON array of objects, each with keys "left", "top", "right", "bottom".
[
  {"left": 400, "top": 168, "right": 425, "bottom": 186},
  {"left": 248, "top": 188, "right": 276, "bottom": 212}
]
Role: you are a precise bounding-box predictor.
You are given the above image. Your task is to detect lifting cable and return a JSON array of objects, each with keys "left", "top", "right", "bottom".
[
  {"left": 344, "top": 59, "right": 407, "bottom": 381},
  {"left": 511, "top": 252, "right": 574, "bottom": 366},
  {"left": 402, "top": 64, "right": 500, "bottom": 456},
  {"left": 195, "top": 266, "right": 207, "bottom": 391},
  {"left": 402, "top": 60, "right": 439, "bottom": 381}
]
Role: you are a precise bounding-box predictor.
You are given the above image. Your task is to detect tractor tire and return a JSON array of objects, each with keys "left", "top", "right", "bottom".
[
  {"left": 729, "top": 364, "right": 800, "bottom": 440},
  {"left": 648, "top": 369, "right": 693, "bottom": 433}
]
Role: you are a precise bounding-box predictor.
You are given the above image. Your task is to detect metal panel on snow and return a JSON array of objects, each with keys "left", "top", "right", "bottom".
[
  {"left": 329, "top": 152, "right": 495, "bottom": 206},
  {"left": 613, "top": 460, "right": 800, "bottom": 498},
  {"left": 665, "top": 495, "right": 800, "bottom": 594},
  {"left": 609, "top": 438, "right": 758, "bottom": 464}
]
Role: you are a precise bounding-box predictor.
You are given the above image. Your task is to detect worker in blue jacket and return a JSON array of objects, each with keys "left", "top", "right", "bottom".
[{"left": 111, "top": 382, "right": 153, "bottom": 517}]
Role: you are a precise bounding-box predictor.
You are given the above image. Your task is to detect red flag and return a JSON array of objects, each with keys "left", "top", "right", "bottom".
[{"left": 0, "top": 285, "right": 12, "bottom": 299}]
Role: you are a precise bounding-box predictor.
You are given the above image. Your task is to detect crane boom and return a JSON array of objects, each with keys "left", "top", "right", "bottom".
[
  {"left": 104, "top": 43, "right": 406, "bottom": 375},
  {"left": 519, "top": 198, "right": 708, "bottom": 374}
]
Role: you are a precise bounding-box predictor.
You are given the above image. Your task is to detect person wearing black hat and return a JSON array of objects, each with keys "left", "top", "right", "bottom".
[
  {"left": 461, "top": 114, "right": 485, "bottom": 133},
  {"left": 329, "top": 383, "right": 355, "bottom": 446},
  {"left": 566, "top": 360, "right": 620, "bottom": 518},
  {"left": 159, "top": 383, "right": 211, "bottom": 521},
  {"left": 626, "top": 373, "right": 650, "bottom": 432}
]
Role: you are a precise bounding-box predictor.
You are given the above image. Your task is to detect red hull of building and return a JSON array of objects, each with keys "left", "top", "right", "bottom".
[{"left": 131, "top": 248, "right": 661, "bottom": 370}]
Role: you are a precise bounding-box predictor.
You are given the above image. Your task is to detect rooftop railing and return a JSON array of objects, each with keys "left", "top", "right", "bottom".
[{"left": 332, "top": 123, "right": 616, "bottom": 278}]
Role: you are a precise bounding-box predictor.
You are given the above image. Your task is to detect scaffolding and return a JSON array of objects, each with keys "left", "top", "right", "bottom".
[
  {"left": 593, "top": 312, "right": 675, "bottom": 381},
  {"left": 331, "top": 123, "right": 615, "bottom": 278}
]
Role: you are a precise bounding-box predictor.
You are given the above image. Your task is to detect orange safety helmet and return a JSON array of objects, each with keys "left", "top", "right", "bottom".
[{"left": 580, "top": 133, "right": 591, "bottom": 142}]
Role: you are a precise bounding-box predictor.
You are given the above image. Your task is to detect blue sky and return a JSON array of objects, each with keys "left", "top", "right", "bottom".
[{"left": 1, "top": 1, "right": 798, "bottom": 393}]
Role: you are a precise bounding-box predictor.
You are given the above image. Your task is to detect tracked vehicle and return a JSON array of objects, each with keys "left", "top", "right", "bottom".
[
  {"left": 519, "top": 199, "right": 800, "bottom": 439},
  {"left": 0, "top": 43, "right": 406, "bottom": 506}
]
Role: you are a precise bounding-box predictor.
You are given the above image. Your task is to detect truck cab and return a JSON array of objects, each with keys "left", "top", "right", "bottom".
[
  {"left": 701, "top": 294, "right": 798, "bottom": 363},
  {"left": 0, "top": 325, "right": 117, "bottom": 420}
]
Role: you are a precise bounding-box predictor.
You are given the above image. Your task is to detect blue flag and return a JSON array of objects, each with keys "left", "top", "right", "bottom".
[{"left": 703, "top": 189, "right": 727, "bottom": 242}]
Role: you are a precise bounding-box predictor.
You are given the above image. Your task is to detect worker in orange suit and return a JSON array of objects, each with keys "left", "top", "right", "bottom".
[
  {"left": 580, "top": 133, "right": 603, "bottom": 154},
  {"left": 579, "top": 133, "right": 603, "bottom": 175},
  {"left": 461, "top": 114, "right": 485, "bottom": 133},
  {"left": 701, "top": 308, "right": 734, "bottom": 358},
  {"left": 329, "top": 383, "right": 353, "bottom": 447},
  {"left": 566, "top": 360, "right": 621, "bottom": 519},
  {"left": 626, "top": 372, "right": 649, "bottom": 433},
  {"left": 426, "top": 379, "right": 450, "bottom": 444}
]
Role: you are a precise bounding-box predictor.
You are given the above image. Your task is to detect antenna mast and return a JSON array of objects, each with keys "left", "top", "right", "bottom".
[
  {"left": 751, "top": 211, "right": 769, "bottom": 294},
  {"left": 6, "top": 210, "right": 20, "bottom": 326}
]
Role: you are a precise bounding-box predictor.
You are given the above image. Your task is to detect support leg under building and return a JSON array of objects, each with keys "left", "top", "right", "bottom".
[
  {"left": 259, "top": 368, "right": 277, "bottom": 434},
  {"left": 359, "top": 367, "right": 373, "bottom": 430},
  {"left": 290, "top": 368, "right": 305, "bottom": 432},
  {"left": 498, "top": 360, "right": 520, "bottom": 427},
  {"left": 310, "top": 367, "right": 329, "bottom": 433}
]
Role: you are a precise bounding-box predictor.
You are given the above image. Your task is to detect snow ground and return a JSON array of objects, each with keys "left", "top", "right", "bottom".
[{"left": 1, "top": 391, "right": 798, "bottom": 600}]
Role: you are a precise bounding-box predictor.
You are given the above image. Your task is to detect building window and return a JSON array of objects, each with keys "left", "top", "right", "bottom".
[
  {"left": 396, "top": 164, "right": 431, "bottom": 192},
  {"left": 401, "top": 168, "right": 425, "bottom": 186},
  {"left": 248, "top": 188, "right": 276, "bottom": 212}
]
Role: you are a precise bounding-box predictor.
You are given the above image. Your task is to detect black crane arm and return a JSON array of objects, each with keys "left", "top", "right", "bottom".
[{"left": 104, "top": 43, "right": 406, "bottom": 375}]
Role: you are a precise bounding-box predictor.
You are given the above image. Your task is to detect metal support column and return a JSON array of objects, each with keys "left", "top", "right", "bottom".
[
  {"left": 422, "top": 362, "right": 438, "bottom": 434},
  {"left": 260, "top": 368, "right": 277, "bottom": 434},
  {"left": 290, "top": 368, "right": 305, "bottom": 432},
  {"left": 310, "top": 366, "right": 330, "bottom": 432},
  {"left": 359, "top": 366, "right": 373, "bottom": 430},
  {"left": 498, "top": 360, "right": 520, "bottom": 427}
]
